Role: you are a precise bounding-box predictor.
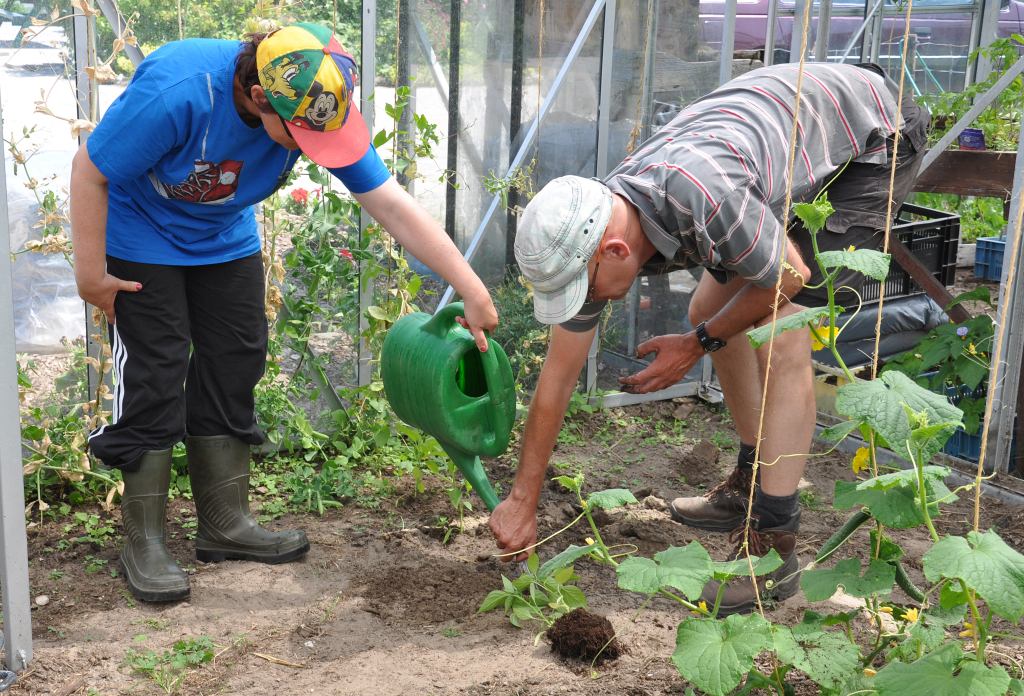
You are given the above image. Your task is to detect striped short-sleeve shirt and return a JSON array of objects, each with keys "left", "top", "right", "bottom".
[{"left": 563, "top": 62, "right": 901, "bottom": 332}]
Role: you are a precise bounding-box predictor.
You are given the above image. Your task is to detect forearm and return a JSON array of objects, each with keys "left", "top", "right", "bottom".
[
  {"left": 509, "top": 327, "right": 594, "bottom": 505},
  {"left": 705, "top": 240, "right": 809, "bottom": 340},
  {"left": 354, "top": 178, "right": 488, "bottom": 303},
  {"left": 69, "top": 147, "right": 110, "bottom": 285}
]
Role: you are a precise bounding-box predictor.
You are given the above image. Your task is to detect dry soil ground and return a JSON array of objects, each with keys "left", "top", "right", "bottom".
[{"left": 6, "top": 397, "right": 1024, "bottom": 696}]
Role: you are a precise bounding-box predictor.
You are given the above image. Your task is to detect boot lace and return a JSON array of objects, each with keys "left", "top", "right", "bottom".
[
  {"left": 705, "top": 467, "right": 752, "bottom": 501},
  {"left": 726, "top": 525, "right": 772, "bottom": 560}
]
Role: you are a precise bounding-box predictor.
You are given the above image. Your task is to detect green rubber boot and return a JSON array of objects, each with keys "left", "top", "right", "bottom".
[
  {"left": 185, "top": 435, "right": 310, "bottom": 564},
  {"left": 119, "top": 449, "right": 191, "bottom": 602}
]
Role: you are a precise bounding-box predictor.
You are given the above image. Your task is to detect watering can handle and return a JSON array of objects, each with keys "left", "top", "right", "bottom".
[
  {"left": 422, "top": 303, "right": 513, "bottom": 432},
  {"left": 422, "top": 302, "right": 467, "bottom": 338}
]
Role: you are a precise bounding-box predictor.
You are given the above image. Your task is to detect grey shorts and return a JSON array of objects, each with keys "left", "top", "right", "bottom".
[{"left": 789, "top": 63, "right": 929, "bottom": 308}]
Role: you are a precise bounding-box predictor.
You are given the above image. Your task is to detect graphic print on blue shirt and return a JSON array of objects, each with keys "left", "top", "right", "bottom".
[{"left": 87, "top": 38, "right": 390, "bottom": 266}]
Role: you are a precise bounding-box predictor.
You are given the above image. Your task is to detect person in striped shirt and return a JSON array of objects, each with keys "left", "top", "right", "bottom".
[{"left": 490, "top": 61, "right": 928, "bottom": 615}]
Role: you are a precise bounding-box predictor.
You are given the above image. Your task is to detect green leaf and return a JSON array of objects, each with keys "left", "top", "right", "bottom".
[
  {"left": 923, "top": 531, "right": 1024, "bottom": 622},
  {"left": 875, "top": 643, "right": 1010, "bottom": 696},
  {"left": 774, "top": 619, "right": 861, "bottom": 692},
  {"left": 539, "top": 544, "right": 594, "bottom": 577},
  {"left": 939, "top": 581, "right": 970, "bottom": 611},
  {"left": 711, "top": 550, "right": 784, "bottom": 581},
  {"left": 833, "top": 473, "right": 955, "bottom": 529},
  {"left": 869, "top": 530, "right": 905, "bottom": 562},
  {"left": 801, "top": 558, "right": 896, "bottom": 601},
  {"left": 820, "top": 419, "right": 864, "bottom": 443},
  {"left": 817, "top": 248, "right": 892, "bottom": 281},
  {"left": 671, "top": 614, "right": 772, "bottom": 696},
  {"left": 616, "top": 542, "right": 713, "bottom": 600},
  {"left": 527, "top": 552, "right": 540, "bottom": 575},
  {"left": 927, "top": 600, "right": 968, "bottom": 626},
  {"left": 838, "top": 672, "right": 877, "bottom": 696},
  {"left": 558, "top": 585, "right": 588, "bottom": 610},
  {"left": 366, "top": 305, "right": 393, "bottom": 322},
  {"left": 586, "top": 488, "right": 639, "bottom": 510},
  {"left": 553, "top": 474, "right": 582, "bottom": 493},
  {"left": 1009, "top": 678, "right": 1024, "bottom": 695},
  {"left": 946, "top": 286, "right": 994, "bottom": 310},
  {"left": 794, "top": 196, "right": 834, "bottom": 233},
  {"left": 747, "top": 306, "right": 835, "bottom": 350},
  {"left": 478, "top": 590, "right": 510, "bottom": 613},
  {"left": 835, "top": 372, "right": 963, "bottom": 455}
]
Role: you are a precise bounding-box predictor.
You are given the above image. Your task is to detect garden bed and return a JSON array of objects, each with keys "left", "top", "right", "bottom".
[{"left": 7, "top": 398, "right": 1024, "bottom": 695}]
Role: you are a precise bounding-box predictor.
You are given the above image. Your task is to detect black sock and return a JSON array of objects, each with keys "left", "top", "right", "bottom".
[
  {"left": 737, "top": 443, "right": 756, "bottom": 472},
  {"left": 751, "top": 489, "right": 799, "bottom": 529}
]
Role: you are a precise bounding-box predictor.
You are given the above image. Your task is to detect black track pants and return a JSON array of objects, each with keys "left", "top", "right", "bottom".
[{"left": 88, "top": 252, "right": 268, "bottom": 472}]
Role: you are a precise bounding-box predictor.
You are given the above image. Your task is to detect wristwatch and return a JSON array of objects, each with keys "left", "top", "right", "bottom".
[{"left": 695, "top": 322, "right": 727, "bottom": 353}]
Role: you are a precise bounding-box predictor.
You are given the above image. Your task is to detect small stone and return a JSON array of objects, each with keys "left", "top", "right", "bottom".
[
  {"left": 35, "top": 594, "right": 49, "bottom": 606},
  {"left": 797, "top": 477, "right": 813, "bottom": 491},
  {"left": 672, "top": 402, "right": 695, "bottom": 421},
  {"left": 304, "top": 640, "right": 315, "bottom": 648},
  {"left": 643, "top": 496, "right": 668, "bottom": 512},
  {"left": 256, "top": 486, "right": 268, "bottom": 494},
  {"left": 186, "top": 568, "right": 196, "bottom": 575}
]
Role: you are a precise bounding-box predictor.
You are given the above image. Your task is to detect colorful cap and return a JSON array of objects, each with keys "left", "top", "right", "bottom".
[{"left": 256, "top": 23, "right": 370, "bottom": 167}]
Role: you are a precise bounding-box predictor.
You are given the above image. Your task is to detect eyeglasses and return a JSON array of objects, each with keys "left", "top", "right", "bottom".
[{"left": 585, "top": 243, "right": 604, "bottom": 304}]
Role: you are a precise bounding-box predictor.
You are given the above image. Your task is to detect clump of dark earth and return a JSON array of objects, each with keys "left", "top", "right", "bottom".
[{"left": 547, "top": 608, "right": 622, "bottom": 663}]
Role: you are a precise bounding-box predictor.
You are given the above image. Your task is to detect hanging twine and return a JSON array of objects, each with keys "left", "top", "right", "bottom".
[{"left": 626, "top": 0, "right": 654, "bottom": 155}]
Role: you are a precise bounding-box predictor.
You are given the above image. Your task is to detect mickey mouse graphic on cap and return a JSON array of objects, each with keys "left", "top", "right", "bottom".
[{"left": 256, "top": 23, "right": 369, "bottom": 167}]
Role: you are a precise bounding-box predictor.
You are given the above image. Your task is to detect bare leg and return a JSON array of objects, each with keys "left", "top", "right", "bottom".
[{"left": 689, "top": 274, "right": 815, "bottom": 497}]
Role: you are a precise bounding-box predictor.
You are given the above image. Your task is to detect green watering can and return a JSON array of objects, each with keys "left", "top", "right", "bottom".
[{"left": 380, "top": 303, "right": 516, "bottom": 511}]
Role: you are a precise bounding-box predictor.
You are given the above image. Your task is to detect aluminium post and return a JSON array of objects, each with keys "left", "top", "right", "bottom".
[
  {"left": 790, "top": 0, "right": 809, "bottom": 62},
  {"left": 764, "top": 0, "right": 779, "bottom": 66},
  {"left": 358, "top": 0, "right": 376, "bottom": 387},
  {"left": 435, "top": 0, "right": 609, "bottom": 311},
  {"left": 719, "top": 0, "right": 738, "bottom": 85},
  {"left": 587, "top": 0, "right": 617, "bottom": 396},
  {"left": 985, "top": 112, "right": 1024, "bottom": 475},
  {"left": 813, "top": 0, "right": 833, "bottom": 63},
  {"left": 0, "top": 83, "right": 33, "bottom": 673},
  {"left": 975, "top": 0, "right": 1002, "bottom": 84}
]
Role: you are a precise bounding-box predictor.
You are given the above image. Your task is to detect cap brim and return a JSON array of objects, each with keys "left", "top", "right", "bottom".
[
  {"left": 290, "top": 105, "right": 371, "bottom": 168},
  {"left": 532, "top": 264, "right": 589, "bottom": 325}
]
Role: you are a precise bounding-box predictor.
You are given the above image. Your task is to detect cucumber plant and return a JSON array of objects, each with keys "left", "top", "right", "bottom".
[{"left": 483, "top": 190, "right": 1024, "bottom": 696}]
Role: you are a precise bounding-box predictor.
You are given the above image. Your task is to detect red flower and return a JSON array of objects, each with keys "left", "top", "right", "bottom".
[
  {"left": 290, "top": 187, "right": 309, "bottom": 204},
  {"left": 339, "top": 249, "right": 354, "bottom": 263}
]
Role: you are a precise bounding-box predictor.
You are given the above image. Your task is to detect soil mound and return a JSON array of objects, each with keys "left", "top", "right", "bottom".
[{"left": 547, "top": 608, "right": 622, "bottom": 663}]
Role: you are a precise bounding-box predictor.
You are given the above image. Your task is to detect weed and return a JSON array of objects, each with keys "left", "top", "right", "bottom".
[
  {"left": 710, "top": 430, "right": 737, "bottom": 452},
  {"left": 441, "top": 621, "right": 462, "bottom": 638},
  {"left": 83, "top": 556, "right": 108, "bottom": 574},
  {"left": 123, "top": 636, "right": 215, "bottom": 694},
  {"left": 48, "top": 570, "right": 64, "bottom": 580}
]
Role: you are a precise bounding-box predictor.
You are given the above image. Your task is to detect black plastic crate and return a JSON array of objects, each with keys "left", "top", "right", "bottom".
[{"left": 860, "top": 203, "right": 960, "bottom": 303}]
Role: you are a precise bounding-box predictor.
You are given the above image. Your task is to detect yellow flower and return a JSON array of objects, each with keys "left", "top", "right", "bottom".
[
  {"left": 863, "top": 668, "right": 877, "bottom": 677},
  {"left": 812, "top": 336, "right": 826, "bottom": 351},
  {"left": 878, "top": 606, "right": 893, "bottom": 614},
  {"left": 585, "top": 537, "right": 595, "bottom": 546},
  {"left": 969, "top": 343, "right": 977, "bottom": 353},
  {"left": 692, "top": 600, "right": 709, "bottom": 615},
  {"left": 904, "top": 607, "right": 919, "bottom": 623},
  {"left": 959, "top": 622, "right": 976, "bottom": 638},
  {"left": 846, "top": 245, "right": 856, "bottom": 252},
  {"left": 852, "top": 447, "right": 871, "bottom": 474}
]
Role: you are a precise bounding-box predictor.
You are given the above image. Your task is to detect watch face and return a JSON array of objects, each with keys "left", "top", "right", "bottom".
[{"left": 707, "top": 339, "right": 725, "bottom": 352}]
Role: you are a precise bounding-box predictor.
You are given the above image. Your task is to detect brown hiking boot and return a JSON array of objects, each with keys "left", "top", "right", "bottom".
[
  {"left": 698, "top": 523, "right": 802, "bottom": 617},
  {"left": 670, "top": 467, "right": 757, "bottom": 532}
]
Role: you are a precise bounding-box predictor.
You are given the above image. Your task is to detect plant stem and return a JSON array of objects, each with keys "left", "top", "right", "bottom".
[{"left": 912, "top": 448, "right": 940, "bottom": 544}]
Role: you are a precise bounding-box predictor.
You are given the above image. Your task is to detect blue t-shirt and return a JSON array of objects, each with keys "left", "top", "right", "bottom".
[{"left": 87, "top": 38, "right": 391, "bottom": 266}]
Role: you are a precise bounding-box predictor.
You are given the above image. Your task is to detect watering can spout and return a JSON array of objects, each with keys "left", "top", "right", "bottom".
[{"left": 438, "top": 441, "right": 502, "bottom": 512}]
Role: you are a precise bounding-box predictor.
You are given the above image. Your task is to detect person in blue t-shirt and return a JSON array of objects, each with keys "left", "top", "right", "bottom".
[{"left": 68, "top": 23, "right": 498, "bottom": 603}]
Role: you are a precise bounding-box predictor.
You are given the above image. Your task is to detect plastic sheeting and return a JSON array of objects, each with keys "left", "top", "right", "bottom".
[
  {"left": 812, "top": 294, "right": 948, "bottom": 368},
  {"left": 7, "top": 149, "right": 83, "bottom": 354}
]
